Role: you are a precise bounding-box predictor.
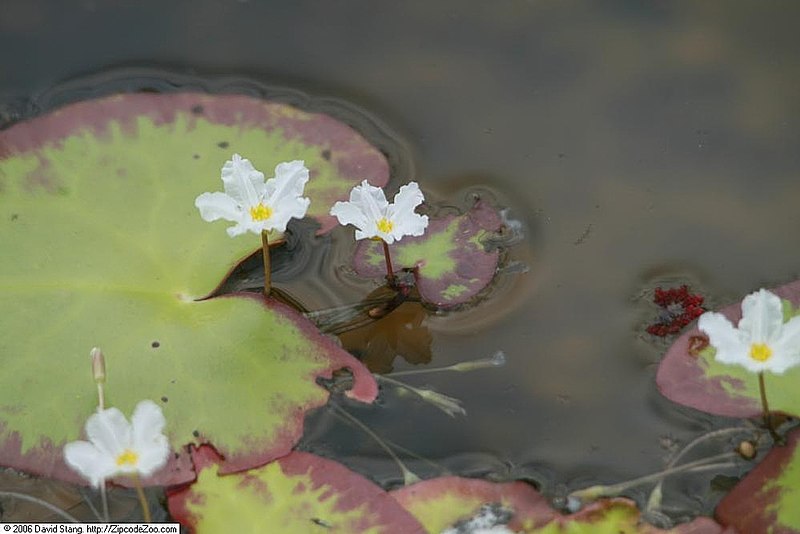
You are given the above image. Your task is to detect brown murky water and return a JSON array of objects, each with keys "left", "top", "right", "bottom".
[{"left": 2, "top": 0, "right": 800, "bottom": 522}]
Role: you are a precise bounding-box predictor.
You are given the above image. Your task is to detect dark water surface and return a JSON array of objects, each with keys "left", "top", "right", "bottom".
[{"left": 3, "top": 0, "right": 800, "bottom": 521}]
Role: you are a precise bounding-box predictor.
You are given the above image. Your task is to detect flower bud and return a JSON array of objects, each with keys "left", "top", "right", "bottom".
[{"left": 90, "top": 347, "right": 106, "bottom": 384}]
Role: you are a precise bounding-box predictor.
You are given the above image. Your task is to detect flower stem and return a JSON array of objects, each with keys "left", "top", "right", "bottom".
[
  {"left": 381, "top": 239, "right": 395, "bottom": 285},
  {"left": 131, "top": 473, "right": 151, "bottom": 523},
  {"left": 758, "top": 372, "right": 782, "bottom": 443},
  {"left": 261, "top": 229, "right": 271, "bottom": 298}
]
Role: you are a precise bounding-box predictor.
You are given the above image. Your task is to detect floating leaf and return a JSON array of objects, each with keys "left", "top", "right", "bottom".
[
  {"left": 167, "top": 446, "right": 425, "bottom": 533},
  {"left": 656, "top": 280, "right": 800, "bottom": 418},
  {"left": 0, "top": 93, "right": 380, "bottom": 485},
  {"left": 391, "top": 478, "right": 724, "bottom": 533},
  {"left": 716, "top": 428, "right": 800, "bottom": 533},
  {"left": 352, "top": 200, "right": 503, "bottom": 308},
  {"left": 390, "top": 476, "right": 555, "bottom": 532}
]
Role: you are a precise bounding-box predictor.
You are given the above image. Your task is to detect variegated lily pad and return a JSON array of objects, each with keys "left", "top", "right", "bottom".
[
  {"left": 716, "top": 428, "right": 800, "bottom": 533},
  {"left": 0, "top": 93, "right": 381, "bottom": 485},
  {"left": 353, "top": 200, "right": 503, "bottom": 308},
  {"left": 656, "top": 280, "right": 800, "bottom": 418},
  {"left": 391, "top": 478, "right": 725, "bottom": 533},
  {"left": 167, "top": 446, "right": 425, "bottom": 533}
]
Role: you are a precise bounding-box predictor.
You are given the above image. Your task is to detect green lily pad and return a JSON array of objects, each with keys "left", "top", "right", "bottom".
[
  {"left": 352, "top": 200, "right": 504, "bottom": 308},
  {"left": 656, "top": 280, "right": 800, "bottom": 418},
  {"left": 0, "top": 93, "right": 380, "bottom": 485},
  {"left": 390, "top": 478, "right": 725, "bottom": 533},
  {"left": 167, "top": 446, "right": 426, "bottom": 533},
  {"left": 716, "top": 428, "right": 800, "bottom": 533}
]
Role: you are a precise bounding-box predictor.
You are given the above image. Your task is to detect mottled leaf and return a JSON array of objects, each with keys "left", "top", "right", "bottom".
[
  {"left": 353, "top": 200, "right": 503, "bottom": 308},
  {"left": 391, "top": 478, "right": 725, "bottom": 533},
  {"left": 167, "top": 446, "right": 425, "bottom": 533},
  {"left": 716, "top": 428, "right": 800, "bottom": 534},
  {"left": 656, "top": 280, "right": 800, "bottom": 418},
  {"left": 0, "top": 93, "right": 380, "bottom": 485}
]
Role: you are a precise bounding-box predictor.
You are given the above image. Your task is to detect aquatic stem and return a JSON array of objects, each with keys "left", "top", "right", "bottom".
[
  {"left": 377, "top": 375, "right": 466, "bottom": 417},
  {"left": 758, "top": 372, "right": 782, "bottom": 443},
  {"left": 569, "top": 452, "right": 739, "bottom": 506},
  {"left": 131, "top": 473, "right": 151, "bottom": 523},
  {"left": 382, "top": 239, "right": 395, "bottom": 285},
  {"left": 330, "top": 403, "right": 420, "bottom": 485},
  {"left": 645, "top": 426, "right": 754, "bottom": 514},
  {"left": 0, "top": 491, "right": 80, "bottom": 523},
  {"left": 90, "top": 347, "right": 109, "bottom": 522},
  {"left": 386, "top": 351, "right": 507, "bottom": 377},
  {"left": 261, "top": 229, "right": 271, "bottom": 298}
]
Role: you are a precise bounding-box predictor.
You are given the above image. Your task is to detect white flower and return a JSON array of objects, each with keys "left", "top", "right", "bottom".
[
  {"left": 329, "top": 180, "right": 428, "bottom": 244},
  {"left": 698, "top": 288, "right": 800, "bottom": 374},
  {"left": 195, "top": 154, "right": 311, "bottom": 237},
  {"left": 63, "top": 400, "right": 170, "bottom": 487}
]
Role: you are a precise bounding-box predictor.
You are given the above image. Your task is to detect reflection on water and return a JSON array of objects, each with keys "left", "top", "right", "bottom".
[{"left": 2, "top": 0, "right": 800, "bottom": 523}]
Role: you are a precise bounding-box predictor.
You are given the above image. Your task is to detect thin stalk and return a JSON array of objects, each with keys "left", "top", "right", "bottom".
[
  {"left": 0, "top": 491, "right": 80, "bottom": 523},
  {"left": 758, "top": 372, "right": 782, "bottom": 443},
  {"left": 330, "top": 404, "right": 420, "bottom": 485},
  {"left": 94, "top": 370, "right": 109, "bottom": 522},
  {"left": 131, "top": 473, "right": 151, "bottom": 523},
  {"left": 386, "top": 351, "right": 506, "bottom": 377},
  {"left": 261, "top": 230, "right": 271, "bottom": 298},
  {"left": 569, "top": 452, "right": 738, "bottom": 504},
  {"left": 646, "top": 427, "right": 752, "bottom": 514},
  {"left": 100, "top": 485, "right": 109, "bottom": 522},
  {"left": 382, "top": 239, "right": 395, "bottom": 285}
]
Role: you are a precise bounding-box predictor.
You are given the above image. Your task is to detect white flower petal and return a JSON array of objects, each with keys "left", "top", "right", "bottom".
[
  {"left": 698, "top": 312, "right": 749, "bottom": 368},
  {"left": 63, "top": 441, "right": 117, "bottom": 487},
  {"left": 392, "top": 213, "right": 428, "bottom": 241},
  {"left": 220, "top": 154, "right": 265, "bottom": 207},
  {"left": 270, "top": 197, "right": 311, "bottom": 233},
  {"left": 352, "top": 180, "right": 388, "bottom": 223},
  {"left": 265, "top": 160, "right": 310, "bottom": 206},
  {"left": 195, "top": 192, "right": 242, "bottom": 223},
  {"left": 131, "top": 401, "right": 166, "bottom": 444},
  {"left": 769, "top": 315, "right": 800, "bottom": 374},
  {"left": 85, "top": 407, "right": 131, "bottom": 459},
  {"left": 387, "top": 181, "right": 424, "bottom": 220},
  {"left": 330, "top": 200, "right": 371, "bottom": 236},
  {"left": 738, "top": 289, "right": 784, "bottom": 344}
]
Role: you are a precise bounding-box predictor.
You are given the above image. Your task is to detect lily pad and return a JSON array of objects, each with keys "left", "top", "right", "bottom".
[
  {"left": 390, "top": 476, "right": 556, "bottom": 532},
  {"left": 390, "top": 478, "right": 725, "bottom": 533},
  {"left": 716, "top": 428, "right": 800, "bottom": 533},
  {"left": 167, "top": 446, "right": 425, "bottom": 533},
  {"left": 656, "top": 280, "right": 800, "bottom": 418},
  {"left": 0, "top": 93, "right": 380, "bottom": 485},
  {"left": 352, "top": 200, "right": 504, "bottom": 308}
]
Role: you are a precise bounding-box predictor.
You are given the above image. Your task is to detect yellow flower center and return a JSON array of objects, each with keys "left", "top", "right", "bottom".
[
  {"left": 115, "top": 449, "right": 139, "bottom": 467},
  {"left": 249, "top": 202, "right": 272, "bottom": 222},
  {"left": 749, "top": 343, "right": 772, "bottom": 362},
  {"left": 376, "top": 217, "right": 394, "bottom": 234}
]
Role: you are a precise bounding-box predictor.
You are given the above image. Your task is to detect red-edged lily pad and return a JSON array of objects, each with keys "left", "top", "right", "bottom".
[
  {"left": 168, "top": 446, "right": 425, "bottom": 533},
  {"left": 0, "top": 93, "right": 381, "bottom": 485},
  {"left": 353, "top": 200, "right": 504, "bottom": 308},
  {"left": 716, "top": 428, "right": 800, "bottom": 534},
  {"left": 390, "top": 477, "right": 725, "bottom": 533},
  {"left": 656, "top": 280, "right": 800, "bottom": 418}
]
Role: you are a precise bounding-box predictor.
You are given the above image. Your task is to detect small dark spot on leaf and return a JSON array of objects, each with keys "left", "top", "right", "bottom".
[
  {"left": 57, "top": 187, "right": 70, "bottom": 195},
  {"left": 191, "top": 105, "right": 204, "bottom": 115},
  {"left": 151, "top": 341, "right": 160, "bottom": 348},
  {"left": 193, "top": 430, "right": 200, "bottom": 438},
  {"left": 217, "top": 141, "right": 229, "bottom": 149},
  {"left": 10, "top": 214, "right": 18, "bottom": 221},
  {"left": 170, "top": 379, "right": 176, "bottom": 384},
  {"left": 193, "top": 154, "right": 200, "bottom": 160},
  {"left": 311, "top": 518, "right": 332, "bottom": 528},
  {"left": 174, "top": 452, "right": 180, "bottom": 459},
  {"left": 321, "top": 149, "right": 331, "bottom": 161},
  {"left": 161, "top": 396, "right": 168, "bottom": 403}
]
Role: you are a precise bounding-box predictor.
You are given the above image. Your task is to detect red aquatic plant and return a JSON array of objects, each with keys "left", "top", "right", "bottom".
[{"left": 646, "top": 285, "right": 706, "bottom": 337}]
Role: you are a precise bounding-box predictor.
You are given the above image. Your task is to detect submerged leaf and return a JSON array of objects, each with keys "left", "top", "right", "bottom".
[
  {"left": 656, "top": 280, "right": 800, "bottom": 418},
  {"left": 167, "top": 446, "right": 425, "bottom": 533},
  {"left": 352, "top": 200, "right": 504, "bottom": 308},
  {"left": 0, "top": 93, "right": 381, "bottom": 485},
  {"left": 716, "top": 428, "right": 800, "bottom": 534}
]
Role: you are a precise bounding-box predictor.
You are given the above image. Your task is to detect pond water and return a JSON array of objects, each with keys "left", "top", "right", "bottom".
[{"left": 2, "top": 0, "right": 800, "bottom": 525}]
